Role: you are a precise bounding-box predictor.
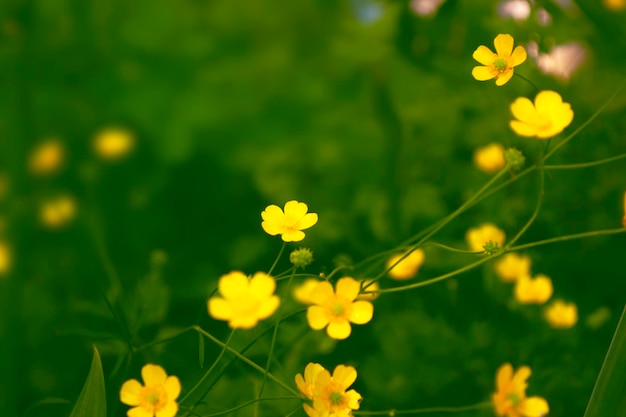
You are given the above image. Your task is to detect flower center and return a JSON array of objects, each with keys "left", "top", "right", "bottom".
[
  {"left": 331, "top": 302, "right": 345, "bottom": 316},
  {"left": 507, "top": 392, "right": 521, "bottom": 407},
  {"left": 493, "top": 58, "right": 508, "bottom": 72},
  {"left": 141, "top": 386, "right": 167, "bottom": 412},
  {"left": 329, "top": 391, "right": 344, "bottom": 405}
]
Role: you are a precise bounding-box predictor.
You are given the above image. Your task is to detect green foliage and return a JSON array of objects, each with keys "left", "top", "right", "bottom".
[{"left": 68, "top": 346, "right": 106, "bottom": 417}]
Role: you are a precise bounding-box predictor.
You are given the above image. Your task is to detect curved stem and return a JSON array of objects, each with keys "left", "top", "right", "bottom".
[{"left": 355, "top": 400, "right": 492, "bottom": 415}]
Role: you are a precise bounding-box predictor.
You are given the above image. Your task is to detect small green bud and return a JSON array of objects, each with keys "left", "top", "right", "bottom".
[
  {"left": 483, "top": 241, "right": 501, "bottom": 256},
  {"left": 504, "top": 147, "right": 525, "bottom": 172},
  {"left": 290, "top": 248, "right": 314, "bottom": 268}
]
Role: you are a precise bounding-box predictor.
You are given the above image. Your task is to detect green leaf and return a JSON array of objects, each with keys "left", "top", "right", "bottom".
[
  {"left": 68, "top": 345, "right": 106, "bottom": 417},
  {"left": 584, "top": 305, "right": 626, "bottom": 417}
]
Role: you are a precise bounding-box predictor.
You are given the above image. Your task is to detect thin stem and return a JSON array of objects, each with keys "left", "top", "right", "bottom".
[
  {"left": 514, "top": 72, "right": 540, "bottom": 92},
  {"left": 355, "top": 400, "right": 492, "bottom": 415},
  {"left": 268, "top": 242, "right": 287, "bottom": 276},
  {"left": 507, "top": 227, "right": 626, "bottom": 252},
  {"left": 189, "top": 396, "right": 300, "bottom": 417},
  {"left": 545, "top": 153, "right": 626, "bottom": 170}
]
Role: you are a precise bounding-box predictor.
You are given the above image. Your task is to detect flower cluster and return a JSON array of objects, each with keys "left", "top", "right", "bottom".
[
  {"left": 120, "top": 364, "right": 181, "bottom": 417},
  {"left": 493, "top": 363, "right": 549, "bottom": 417},
  {"left": 296, "top": 363, "right": 362, "bottom": 417}
]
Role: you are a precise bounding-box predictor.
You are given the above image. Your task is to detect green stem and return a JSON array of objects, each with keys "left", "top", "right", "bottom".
[
  {"left": 545, "top": 153, "right": 626, "bottom": 170},
  {"left": 268, "top": 242, "right": 287, "bottom": 276},
  {"left": 185, "top": 396, "right": 300, "bottom": 417},
  {"left": 355, "top": 400, "right": 492, "bottom": 415},
  {"left": 507, "top": 227, "right": 626, "bottom": 252},
  {"left": 514, "top": 72, "right": 540, "bottom": 92}
]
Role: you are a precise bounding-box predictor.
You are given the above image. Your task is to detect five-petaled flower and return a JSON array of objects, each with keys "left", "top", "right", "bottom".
[
  {"left": 120, "top": 364, "right": 181, "bottom": 417},
  {"left": 510, "top": 90, "right": 574, "bottom": 139},
  {"left": 472, "top": 34, "right": 527, "bottom": 86},
  {"left": 208, "top": 271, "right": 280, "bottom": 329},
  {"left": 306, "top": 277, "right": 374, "bottom": 340},
  {"left": 493, "top": 363, "right": 549, "bottom": 417},
  {"left": 261, "top": 200, "right": 318, "bottom": 242},
  {"left": 296, "top": 363, "right": 362, "bottom": 417}
]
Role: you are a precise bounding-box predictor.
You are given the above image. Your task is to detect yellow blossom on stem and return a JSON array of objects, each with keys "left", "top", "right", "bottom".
[
  {"left": 296, "top": 363, "right": 362, "bottom": 417},
  {"left": 120, "top": 364, "right": 181, "bottom": 417},
  {"left": 208, "top": 271, "right": 280, "bottom": 329},
  {"left": 261, "top": 200, "right": 318, "bottom": 242},
  {"left": 514, "top": 274, "right": 553, "bottom": 304},
  {"left": 545, "top": 300, "right": 578, "bottom": 328},
  {"left": 306, "top": 277, "right": 373, "bottom": 340},
  {"left": 494, "top": 253, "right": 531, "bottom": 282},
  {"left": 29, "top": 139, "right": 64, "bottom": 175},
  {"left": 493, "top": 363, "right": 549, "bottom": 417},
  {"left": 472, "top": 34, "right": 527, "bottom": 86},
  {"left": 466, "top": 223, "right": 506, "bottom": 253},
  {"left": 510, "top": 90, "right": 574, "bottom": 139},
  {"left": 386, "top": 249, "right": 425, "bottom": 280},
  {"left": 474, "top": 143, "right": 506, "bottom": 173},
  {"left": 93, "top": 127, "right": 135, "bottom": 160},
  {"left": 39, "top": 195, "right": 77, "bottom": 229}
]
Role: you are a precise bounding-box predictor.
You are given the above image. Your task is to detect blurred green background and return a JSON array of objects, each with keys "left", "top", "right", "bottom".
[{"left": 1, "top": 0, "right": 626, "bottom": 416}]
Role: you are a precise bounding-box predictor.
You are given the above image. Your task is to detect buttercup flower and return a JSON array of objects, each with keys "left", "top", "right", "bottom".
[
  {"left": 386, "top": 249, "right": 425, "bottom": 280},
  {"left": 295, "top": 362, "right": 325, "bottom": 400},
  {"left": 495, "top": 253, "right": 531, "bottom": 282},
  {"left": 472, "top": 34, "right": 527, "bottom": 86},
  {"left": 39, "top": 195, "right": 77, "bottom": 229},
  {"left": 510, "top": 90, "right": 574, "bottom": 139},
  {"left": 120, "top": 364, "right": 181, "bottom": 417},
  {"left": 93, "top": 127, "right": 135, "bottom": 160},
  {"left": 493, "top": 363, "right": 549, "bottom": 417},
  {"left": 306, "top": 277, "right": 374, "bottom": 340},
  {"left": 29, "top": 139, "right": 64, "bottom": 175},
  {"left": 208, "top": 271, "right": 280, "bottom": 329},
  {"left": 296, "top": 363, "right": 362, "bottom": 417},
  {"left": 261, "top": 200, "right": 318, "bottom": 242},
  {"left": 474, "top": 143, "right": 506, "bottom": 173},
  {"left": 545, "top": 300, "right": 577, "bottom": 328},
  {"left": 466, "top": 223, "right": 506, "bottom": 253},
  {"left": 514, "top": 274, "right": 553, "bottom": 304}
]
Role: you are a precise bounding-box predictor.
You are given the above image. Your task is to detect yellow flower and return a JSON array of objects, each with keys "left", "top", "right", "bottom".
[
  {"left": 29, "top": 139, "right": 64, "bottom": 175},
  {"left": 494, "top": 253, "right": 531, "bottom": 282},
  {"left": 39, "top": 195, "right": 77, "bottom": 229},
  {"left": 510, "top": 90, "right": 574, "bottom": 139},
  {"left": 306, "top": 277, "right": 374, "bottom": 340},
  {"left": 297, "top": 363, "right": 362, "bottom": 417},
  {"left": 386, "top": 249, "right": 425, "bottom": 280},
  {"left": 293, "top": 278, "right": 323, "bottom": 304},
  {"left": 493, "top": 363, "right": 549, "bottom": 417},
  {"left": 261, "top": 200, "right": 318, "bottom": 242},
  {"left": 0, "top": 240, "right": 12, "bottom": 276},
  {"left": 514, "top": 274, "right": 553, "bottom": 304},
  {"left": 120, "top": 364, "right": 181, "bottom": 417},
  {"left": 545, "top": 300, "right": 577, "bottom": 328},
  {"left": 472, "top": 34, "right": 527, "bottom": 86},
  {"left": 466, "top": 223, "right": 506, "bottom": 252},
  {"left": 93, "top": 127, "right": 135, "bottom": 160},
  {"left": 208, "top": 271, "right": 280, "bottom": 329},
  {"left": 604, "top": 0, "right": 626, "bottom": 11},
  {"left": 474, "top": 143, "right": 506, "bottom": 173}
]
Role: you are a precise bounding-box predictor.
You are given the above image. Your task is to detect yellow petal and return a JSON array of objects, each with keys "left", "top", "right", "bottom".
[
  {"left": 345, "top": 389, "right": 363, "bottom": 409},
  {"left": 521, "top": 396, "right": 550, "bottom": 417},
  {"left": 218, "top": 271, "right": 249, "bottom": 299},
  {"left": 307, "top": 305, "right": 330, "bottom": 329},
  {"left": 510, "top": 120, "right": 538, "bottom": 137},
  {"left": 296, "top": 212, "right": 318, "bottom": 230},
  {"left": 208, "top": 297, "right": 233, "bottom": 320},
  {"left": 510, "top": 97, "right": 537, "bottom": 124},
  {"left": 261, "top": 220, "right": 283, "bottom": 236},
  {"left": 284, "top": 200, "right": 308, "bottom": 218},
  {"left": 155, "top": 401, "right": 178, "bottom": 417},
  {"left": 510, "top": 45, "right": 527, "bottom": 66},
  {"left": 472, "top": 45, "right": 496, "bottom": 66},
  {"left": 261, "top": 204, "right": 283, "bottom": 222},
  {"left": 295, "top": 373, "right": 306, "bottom": 395},
  {"left": 332, "top": 365, "right": 357, "bottom": 389},
  {"left": 303, "top": 403, "right": 320, "bottom": 417},
  {"left": 336, "top": 277, "right": 361, "bottom": 301},
  {"left": 495, "top": 69, "right": 514, "bottom": 86},
  {"left": 512, "top": 366, "right": 531, "bottom": 391},
  {"left": 534, "top": 90, "right": 564, "bottom": 114},
  {"left": 494, "top": 33, "right": 514, "bottom": 57},
  {"left": 249, "top": 272, "right": 275, "bottom": 297},
  {"left": 255, "top": 295, "right": 280, "bottom": 320},
  {"left": 310, "top": 281, "right": 334, "bottom": 305},
  {"left": 281, "top": 229, "right": 305, "bottom": 242},
  {"left": 495, "top": 363, "right": 513, "bottom": 391},
  {"left": 164, "top": 375, "right": 181, "bottom": 400},
  {"left": 349, "top": 301, "right": 374, "bottom": 324},
  {"left": 142, "top": 364, "right": 167, "bottom": 386},
  {"left": 472, "top": 66, "right": 496, "bottom": 81},
  {"left": 327, "top": 320, "right": 352, "bottom": 339},
  {"left": 128, "top": 407, "right": 153, "bottom": 417},
  {"left": 120, "top": 379, "right": 143, "bottom": 406}
]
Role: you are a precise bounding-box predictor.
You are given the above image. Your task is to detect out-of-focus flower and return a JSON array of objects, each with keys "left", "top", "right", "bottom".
[
  {"left": 410, "top": 0, "right": 446, "bottom": 17},
  {"left": 93, "top": 127, "right": 135, "bottom": 160},
  {"left": 356, "top": 279, "right": 379, "bottom": 301},
  {"left": 293, "top": 278, "right": 322, "bottom": 304},
  {"left": 604, "top": 0, "right": 626, "bottom": 11},
  {"left": 261, "top": 200, "right": 318, "bottom": 242},
  {"left": 472, "top": 34, "right": 527, "bottom": 86},
  {"left": 296, "top": 363, "right": 362, "bottom": 417},
  {"left": 494, "top": 253, "right": 531, "bottom": 282},
  {"left": 306, "top": 277, "right": 373, "bottom": 340},
  {"left": 120, "top": 364, "right": 181, "bottom": 417},
  {"left": 510, "top": 90, "right": 574, "bottom": 139},
  {"left": 29, "top": 139, "right": 64, "bottom": 175},
  {"left": 386, "top": 249, "right": 425, "bottom": 280},
  {"left": 474, "top": 143, "right": 506, "bottom": 173},
  {"left": 0, "top": 240, "right": 12, "bottom": 276},
  {"left": 466, "top": 223, "right": 506, "bottom": 253},
  {"left": 545, "top": 300, "right": 577, "bottom": 328},
  {"left": 498, "top": 0, "right": 531, "bottom": 21},
  {"left": 208, "top": 271, "right": 280, "bottom": 329},
  {"left": 39, "top": 195, "right": 77, "bottom": 229},
  {"left": 352, "top": 0, "right": 384, "bottom": 23},
  {"left": 536, "top": 8, "right": 552, "bottom": 25},
  {"left": 493, "top": 363, "right": 549, "bottom": 417},
  {"left": 536, "top": 42, "right": 586, "bottom": 81},
  {"left": 514, "top": 274, "right": 553, "bottom": 304}
]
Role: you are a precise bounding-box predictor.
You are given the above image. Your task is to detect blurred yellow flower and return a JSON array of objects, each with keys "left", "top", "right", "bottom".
[
  {"left": 306, "top": 277, "right": 373, "bottom": 340},
  {"left": 474, "top": 143, "right": 506, "bottom": 173},
  {"left": 510, "top": 90, "right": 574, "bottom": 139},
  {"left": 472, "top": 34, "right": 527, "bottom": 86},
  {"left": 514, "top": 274, "right": 553, "bottom": 304},
  {"left": 494, "top": 253, "right": 531, "bottom": 282},
  {"left": 293, "top": 278, "right": 322, "bottom": 304},
  {"left": 0, "top": 240, "right": 12, "bottom": 276},
  {"left": 207, "top": 271, "right": 280, "bottom": 329},
  {"left": 93, "top": 128, "right": 135, "bottom": 160},
  {"left": 386, "top": 249, "right": 425, "bottom": 280},
  {"left": 29, "top": 139, "right": 64, "bottom": 175},
  {"left": 356, "top": 279, "right": 379, "bottom": 301},
  {"left": 466, "top": 223, "right": 505, "bottom": 252},
  {"left": 493, "top": 363, "right": 549, "bottom": 417},
  {"left": 296, "top": 363, "right": 362, "bottom": 417},
  {"left": 545, "top": 300, "right": 577, "bottom": 328},
  {"left": 120, "top": 363, "right": 181, "bottom": 417},
  {"left": 261, "top": 200, "right": 318, "bottom": 242},
  {"left": 39, "top": 195, "right": 77, "bottom": 229},
  {"left": 604, "top": 0, "right": 626, "bottom": 10}
]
